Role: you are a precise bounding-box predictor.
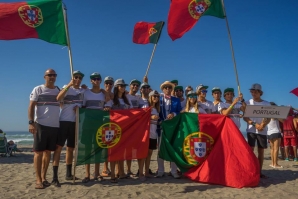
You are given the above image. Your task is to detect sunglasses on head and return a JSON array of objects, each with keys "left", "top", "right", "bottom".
[
  {"left": 188, "top": 95, "right": 197, "bottom": 99},
  {"left": 45, "top": 74, "right": 57, "bottom": 77},
  {"left": 164, "top": 86, "right": 172, "bottom": 90},
  {"left": 119, "top": 84, "right": 126, "bottom": 88},
  {"left": 132, "top": 84, "right": 139, "bottom": 87},
  {"left": 74, "top": 76, "right": 82, "bottom": 80},
  {"left": 105, "top": 82, "right": 113, "bottom": 85},
  {"left": 92, "top": 78, "right": 101, "bottom": 81},
  {"left": 201, "top": 90, "right": 208, "bottom": 93}
]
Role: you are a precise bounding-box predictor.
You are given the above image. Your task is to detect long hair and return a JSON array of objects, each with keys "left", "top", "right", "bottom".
[
  {"left": 148, "top": 95, "right": 160, "bottom": 113},
  {"left": 113, "top": 86, "right": 130, "bottom": 106},
  {"left": 185, "top": 97, "right": 199, "bottom": 113}
]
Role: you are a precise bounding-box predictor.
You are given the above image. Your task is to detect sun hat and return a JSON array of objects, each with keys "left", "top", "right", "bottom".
[
  {"left": 160, "top": 81, "right": 175, "bottom": 90},
  {"left": 140, "top": 82, "right": 150, "bottom": 89},
  {"left": 90, "top": 72, "right": 101, "bottom": 80},
  {"left": 212, "top": 87, "right": 221, "bottom": 93},
  {"left": 149, "top": 90, "right": 159, "bottom": 97},
  {"left": 249, "top": 83, "right": 262, "bottom": 91},
  {"left": 73, "top": 70, "right": 84, "bottom": 77},
  {"left": 114, "top": 79, "right": 128, "bottom": 86},
  {"left": 130, "top": 79, "right": 141, "bottom": 85},
  {"left": 104, "top": 76, "right": 114, "bottom": 83},
  {"left": 196, "top": 84, "right": 208, "bottom": 92},
  {"left": 187, "top": 91, "right": 197, "bottom": 97}
]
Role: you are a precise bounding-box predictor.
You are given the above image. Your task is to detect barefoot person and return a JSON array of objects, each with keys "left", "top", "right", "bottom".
[
  {"left": 51, "top": 70, "right": 85, "bottom": 186},
  {"left": 28, "top": 69, "right": 60, "bottom": 189}
]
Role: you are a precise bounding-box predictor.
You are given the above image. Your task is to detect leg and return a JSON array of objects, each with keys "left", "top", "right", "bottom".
[
  {"left": 118, "top": 161, "right": 125, "bottom": 178},
  {"left": 85, "top": 164, "right": 90, "bottom": 178},
  {"left": 65, "top": 147, "right": 74, "bottom": 178},
  {"left": 293, "top": 146, "right": 297, "bottom": 160},
  {"left": 126, "top": 160, "right": 132, "bottom": 174},
  {"left": 273, "top": 138, "right": 281, "bottom": 167},
  {"left": 145, "top": 149, "right": 153, "bottom": 176},
  {"left": 34, "top": 151, "right": 43, "bottom": 184},
  {"left": 257, "top": 148, "right": 265, "bottom": 171},
  {"left": 110, "top": 161, "right": 117, "bottom": 183},
  {"left": 285, "top": 146, "right": 289, "bottom": 159},
  {"left": 52, "top": 145, "right": 62, "bottom": 185},
  {"left": 137, "top": 159, "right": 145, "bottom": 177},
  {"left": 94, "top": 163, "right": 100, "bottom": 178},
  {"left": 101, "top": 161, "right": 110, "bottom": 177},
  {"left": 269, "top": 139, "right": 274, "bottom": 166},
  {"left": 41, "top": 151, "right": 51, "bottom": 182}
]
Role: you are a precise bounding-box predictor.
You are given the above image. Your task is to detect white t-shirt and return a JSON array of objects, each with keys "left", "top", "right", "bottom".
[
  {"left": 140, "top": 97, "right": 149, "bottom": 108},
  {"left": 126, "top": 94, "right": 143, "bottom": 108},
  {"left": 150, "top": 108, "right": 158, "bottom": 139},
  {"left": 218, "top": 102, "right": 242, "bottom": 129},
  {"left": 187, "top": 106, "right": 207, "bottom": 114},
  {"left": 245, "top": 99, "right": 271, "bottom": 135},
  {"left": 199, "top": 100, "right": 215, "bottom": 114},
  {"left": 59, "top": 86, "right": 85, "bottom": 122},
  {"left": 83, "top": 89, "right": 112, "bottom": 109},
  {"left": 112, "top": 98, "right": 131, "bottom": 110},
  {"left": 267, "top": 119, "right": 281, "bottom": 136},
  {"left": 213, "top": 102, "right": 221, "bottom": 114},
  {"left": 30, "top": 85, "right": 60, "bottom": 127}
]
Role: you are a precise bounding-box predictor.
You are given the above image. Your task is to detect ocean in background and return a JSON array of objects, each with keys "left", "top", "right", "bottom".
[{"left": 4, "top": 131, "right": 33, "bottom": 146}]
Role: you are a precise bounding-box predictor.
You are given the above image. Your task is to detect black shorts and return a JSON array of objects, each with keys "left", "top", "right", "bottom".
[
  {"left": 33, "top": 123, "right": 59, "bottom": 151},
  {"left": 149, "top": 138, "right": 157, "bottom": 150},
  {"left": 247, "top": 133, "right": 267, "bottom": 149},
  {"left": 57, "top": 121, "right": 75, "bottom": 148},
  {"left": 268, "top": 133, "right": 282, "bottom": 140}
]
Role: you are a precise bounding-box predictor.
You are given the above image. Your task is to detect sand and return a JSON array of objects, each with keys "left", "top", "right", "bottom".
[{"left": 1, "top": 147, "right": 298, "bottom": 199}]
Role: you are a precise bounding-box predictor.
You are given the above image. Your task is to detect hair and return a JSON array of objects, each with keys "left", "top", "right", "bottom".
[
  {"left": 148, "top": 95, "right": 160, "bottom": 113},
  {"left": 224, "top": 92, "right": 234, "bottom": 97},
  {"left": 113, "top": 86, "right": 130, "bottom": 106},
  {"left": 185, "top": 96, "right": 199, "bottom": 113}
]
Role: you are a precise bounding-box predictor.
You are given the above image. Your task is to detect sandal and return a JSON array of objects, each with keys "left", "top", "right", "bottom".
[
  {"left": 35, "top": 183, "right": 44, "bottom": 189},
  {"left": 101, "top": 170, "right": 111, "bottom": 177},
  {"left": 126, "top": 172, "right": 133, "bottom": 177},
  {"left": 82, "top": 177, "right": 90, "bottom": 183},
  {"left": 42, "top": 180, "right": 51, "bottom": 187},
  {"left": 110, "top": 178, "right": 118, "bottom": 183}
]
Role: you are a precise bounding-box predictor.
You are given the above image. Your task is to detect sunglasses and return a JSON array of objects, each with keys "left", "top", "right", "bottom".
[
  {"left": 164, "top": 86, "right": 172, "bottom": 90},
  {"left": 119, "top": 84, "right": 126, "bottom": 88},
  {"left": 201, "top": 90, "right": 208, "bottom": 93},
  {"left": 45, "top": 74, "right": 57, "bottom": 77},
  {"left": 105, "top": 82, "right": 113, "bottom": 85},
  {"left": 74, "top": 76, "right": 82, "bottom": 80},
  {"left": 142, "top": 86, "right": 150, "bottom": 89},
  {"left": 152, "top": 95, "right": 159, "bottom": 98},
  {"left": 92, "top": 78, "right": 101, "bottom": 81},
  {"left": 175, "top": 89, "right": 182, "bottom": 92},
  {"left": 132, "top": 84, "right": 139, "bottom": 87},
  {"left": 188, "top": 95, "right": 197, "bottom": 99}
]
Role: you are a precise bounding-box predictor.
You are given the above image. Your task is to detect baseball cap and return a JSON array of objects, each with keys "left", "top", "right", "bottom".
[
  {"left": 171, "top": 80, "right": 178, "bottom": 84},
  {"left": 196, "top": 84, "right": 208, "bottom": 91},
  {"left": 187, "top": 90, "right": 197, "bottom": 97},
  {"left": 140, "top": 82, "right": 150, "bottom": 89},
  {"left": 130, "top": 79, "right": 141, "bottom": 85},
  {"left": 212, "top": 87, "right": 221, "bottom": 93},
  {"left": 149, "top": 90, "right": 159, "bottom": 97},
  {"left": 90, "top": 72, "right": 102, "bottom": 80},
  {"left": 174, "top": 85, "right": 183, "bottom": 91},
  {"left": 73, "top": 70, "right": 84, "bottom": 77},
  {"left": 104, "top": 76, "right": 114, "bottom": 83},
  {"left": 249, "top": 83, "right": 262, "bottom": 91},
  {"left": 224, "top": 88, "right": 234, "bottom": 94},
  {"left": 114, "top": 79, "right": 128, "bottom": 86}
]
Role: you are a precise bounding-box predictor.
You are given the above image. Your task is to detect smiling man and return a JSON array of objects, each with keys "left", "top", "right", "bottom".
[{"left": 196, "top": 84, "right": 215, "bottom": 114}]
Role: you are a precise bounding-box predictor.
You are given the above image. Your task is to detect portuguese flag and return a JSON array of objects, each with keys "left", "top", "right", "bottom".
[
  {"left": 0, "top": 0, "right": 67, "bottom": 45},
  {"left": 159, "top": 113, "right": 260, "bottom": 188},
  {"left": 133, "top": 21, "right": 164, "bottom": 44},
  {"left": 76, "top": 108, "right": 150, "bottom": 166},
  {"left": 167, "top": 0, "right": 225, "bottom": 41}
]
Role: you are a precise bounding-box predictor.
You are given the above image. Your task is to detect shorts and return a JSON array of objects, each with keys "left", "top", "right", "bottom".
[
  {"left": 247, "top": 133, "right": 267, "bottom": 149},
  {"left": 57, "top": 121, "right": 75, "bottom": 148},
  {"left": 149, "top": 138, "right": 157, "bottom": 150},
  {"left": 284, "top": 138, "right": 297, "bottom": 147},
  {"left": 33, "top": 123, "right": 59, "bottom": 152},
  {"left": 267, "top": 133, "right": 282, "bottom": 140}
]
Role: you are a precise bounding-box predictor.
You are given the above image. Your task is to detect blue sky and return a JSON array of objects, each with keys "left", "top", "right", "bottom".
[{"left": 1, "top": 0, "right": 298, "bottom": 132}]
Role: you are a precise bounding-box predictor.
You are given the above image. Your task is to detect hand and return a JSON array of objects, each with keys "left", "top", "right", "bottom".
[
  {"left": 255, "top": 123, "right": 264, "bottom": 131},
  {"left": 143, "top": 76, "right": 148, "bottom": 83},
  {"left": 29, "top": 124, "right": 36, "bottom": 134},
  {"left": 67, "top": 79, "right": 74, "bottom": 88},
  {"left": 104, "top": 107, "right": 111, "bottom": 111},
  {"left": 167, "top": 113, "right": 174, "bottom": 120},
  {"left": 239, "top": 93, "right": 243, "bottom": 101},
  {"left": 151, "top": 115, "right": 159, "bottom": 120},
  {"left": 232, "top": 97, "right": 240, "bottom": 105},
  {"left": 81, "top": 84, "right": 88, "bottom": 89}
]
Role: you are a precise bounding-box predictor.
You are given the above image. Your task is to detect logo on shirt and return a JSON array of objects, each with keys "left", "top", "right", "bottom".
[
  {"left": 183, "top": 132, "right": 214, "bottom": 166},
  {"left": 18, "top": 5, "right": 43, "bottom": 28},
  {"left": 188, "top": 0, "right": 211, "bottom": 20},
  {"left": 96, "top": 123, "right": 121, "bottom": 148}
]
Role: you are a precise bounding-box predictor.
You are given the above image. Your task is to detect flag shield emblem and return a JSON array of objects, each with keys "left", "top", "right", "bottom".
[
  {"left": 18, "top": 5, "right": 43, "bottom": 28},
  {"left": 188, "top": 0, "right": 211, "bottom": 20},
  {"left": 194, "top": 142, "right": 206, "bottom": 158},
  {"left": 96, "top": 123, "right": 122, "bottom": 148}
]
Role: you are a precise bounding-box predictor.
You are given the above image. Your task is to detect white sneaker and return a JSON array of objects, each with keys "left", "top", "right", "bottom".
[
  {"left": 155, "top": 171, "right": 165, "bottom": 178},
  {"left": 171, "top": 172, "right": 181, "bottom": 179}
]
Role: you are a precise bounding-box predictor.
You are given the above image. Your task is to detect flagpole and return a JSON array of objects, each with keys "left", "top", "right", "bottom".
[
  {"left": 73, "top": 106, "right": 79, "bottom": 184},
  {"left": 145, "top": 44, "right": 158, "bottom": 77},
  {"left": 62, "top": 3, "right": 74, "bottom": 78},
  {"left": 221, "top": 0, "right": 241, "bottom": 95}
]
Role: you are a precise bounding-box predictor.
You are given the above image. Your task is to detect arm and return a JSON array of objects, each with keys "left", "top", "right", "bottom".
[
  {"left": 294, "top": 118, "right": 298, "bottom": 132},
  {"left": 221, "top": 97, "right": 240, "bottom": 116},
  {"left": 143, "top": 76, "right": 148, "bottom": 83},
  {"left": 28, "top": 101, "right": 37, "bottom": 134},
  {"left": 56, "top": 80, "right": 73, "bottom": 101}
]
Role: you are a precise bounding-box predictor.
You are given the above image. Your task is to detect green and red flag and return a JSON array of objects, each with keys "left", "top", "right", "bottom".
[
  {"left": 76, "top": 108, "right": 150, "bottom": 166},
  {"left": 167, "top": 0, "right": 225, "bottom": 41},
  {"left": 159, "top": 113, "right": 260, "bottom": 188},
  {"left": 0, "top": 0, "right": 67, "bottom": 45},
  {"left": 133, "top": 21, "right": 164, "bottom": 44}
]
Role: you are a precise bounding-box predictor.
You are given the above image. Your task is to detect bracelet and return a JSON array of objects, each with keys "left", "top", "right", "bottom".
[
  {"left": 64, "top": 87, "right": 68, "bottom": 91},
  {"left": 241, "top": 99, "right": 245, "bottom": 103},
  {"left": 229, "top": 105, "right": 234, "bottom": 109}
]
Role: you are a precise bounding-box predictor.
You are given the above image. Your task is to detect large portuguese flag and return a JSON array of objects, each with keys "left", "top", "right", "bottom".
[
  {"left": 76, "top": 108, "right": 151, "bottom": 166},
  {"left": 168, "top": 0, "right": 225, "bottom": 41},
  {"left": 0, "top": 0, "right": 67, "bottom": 45},
  {"left": 159, "top": 113, "right": 260, "bottom": 188},
  {"left": 133, "top": 21, "right": 164, "bottom": 44}
]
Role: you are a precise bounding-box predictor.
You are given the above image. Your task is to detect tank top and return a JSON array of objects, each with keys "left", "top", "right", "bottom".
[
  {"left": 283, "top": 116, "right": 296, "bottom": 138},
  {"left": 267, "top": 119, "right": 281, "bottom": 136}
]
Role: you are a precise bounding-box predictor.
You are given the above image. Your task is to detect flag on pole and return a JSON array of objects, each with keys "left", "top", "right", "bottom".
[
  {"left": 76, "top": 108, "right": 150, "bottom": 166},
  {"left": 290, "top": 87, "right": 298, "bottom": 97},
  {"left": 133, "top": 21, "right": 164, "bottom": 44},
  {"left": 167, "top": 0, "right": 225, "bottom": 41},
  {"left": 0, "top": 0, "right": 67, "bottom": 46},
  {"left": 159, "top": 113, "right": 260, "bottom": 188}
]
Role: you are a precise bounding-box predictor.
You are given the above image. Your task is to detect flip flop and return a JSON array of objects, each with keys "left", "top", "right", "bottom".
[
  {"left": 35, "top": 183, "right": 44, "bottom": 189},
  {"left": 42, "top": 180, "right": 51, "bottom": 187},
  {"left": 110, "top": 178, "right": 118, "bottom": 183},
  {"left": 273, "top": 165, "right": 283, "bottom": 169}
]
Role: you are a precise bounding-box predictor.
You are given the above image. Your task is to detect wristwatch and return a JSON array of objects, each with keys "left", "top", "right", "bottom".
[
  {"left": 29, "top": 120, "right": 34, "bottom": 124},
  {"left": 251, "top": 122, "right": 256, "bottom": 127}
]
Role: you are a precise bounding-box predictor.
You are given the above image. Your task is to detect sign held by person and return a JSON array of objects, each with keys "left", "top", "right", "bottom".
[{"left": 244, "top": 105, "right": 291, "bottom": 119}]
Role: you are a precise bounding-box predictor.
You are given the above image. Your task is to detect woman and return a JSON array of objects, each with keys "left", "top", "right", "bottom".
[
  {"left": 267, "top": 102, "right": 283, "bottom": 168},
  {"left": 144, "top": 90, "right": 160, "bottom": 179},
  {"left": 183, "top": 91, "right": 206, "bottom": 113},
  {"left": 110, "top": 79, "right": 131, "bottom": 183}
]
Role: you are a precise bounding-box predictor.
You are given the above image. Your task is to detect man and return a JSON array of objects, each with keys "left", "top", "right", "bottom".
[
  {"left": 140, "top": 82, "right": 150, "bottom": 107},
  {"left": 218, "top": 88, "right": 246, "bottom": 129},
  {"left": 174, "top": 85, "right": 186, "bottom": 109},
  {"left": 185, "top": 86, "right": 193, "bottom": 98},
  {"left": 51, "top": 70, "right": 85, "bottom": 186},
  {"left": 283, "top": 108, "right": 298, "bottom": 161},
  {"left": 157, "top": 81, "right": 182, "bottom": 179},
  {"left": 170, "top": 80, "right": 178, "bottom": 96},
  {"left": 212, "top": 87, "right": 222, "bottom": 114},
  {"left": 243, "top": 83, "right": 271, "bottom": 178},
  {"left": 196, "top": 84, "right": 215, "bottom": 114},
  {"left": 28, "top": 69, "right": 60, "bottom": 189}
]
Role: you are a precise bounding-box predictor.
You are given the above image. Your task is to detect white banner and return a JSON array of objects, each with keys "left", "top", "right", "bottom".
[{"left": 243, "top": 105, "right": 290, "bottom": 119}]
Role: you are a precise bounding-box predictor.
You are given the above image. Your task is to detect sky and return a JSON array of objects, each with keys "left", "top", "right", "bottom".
[{"left": 0, "top": 0, "right": 298, "bottom": 132}]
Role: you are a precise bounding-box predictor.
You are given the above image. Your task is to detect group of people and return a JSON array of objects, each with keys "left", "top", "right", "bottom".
[{"left": 28, "top": 68, "right": 297, "bottom": 189}]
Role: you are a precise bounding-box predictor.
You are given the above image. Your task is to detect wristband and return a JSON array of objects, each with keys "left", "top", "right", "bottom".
[
  {"left": 229, "top": 105, "right": 234, "bottom": 109},
  {"left": 252, "top": 122, "right": 256, "bottom": 126},
  {"left": 64, "top": 87, "right": 68, "bottom": 91}
]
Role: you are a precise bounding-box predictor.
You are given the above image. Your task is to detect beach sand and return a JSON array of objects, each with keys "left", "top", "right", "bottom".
[{"left": 1, "top": 147, "right": 298, "bottom": 199}]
